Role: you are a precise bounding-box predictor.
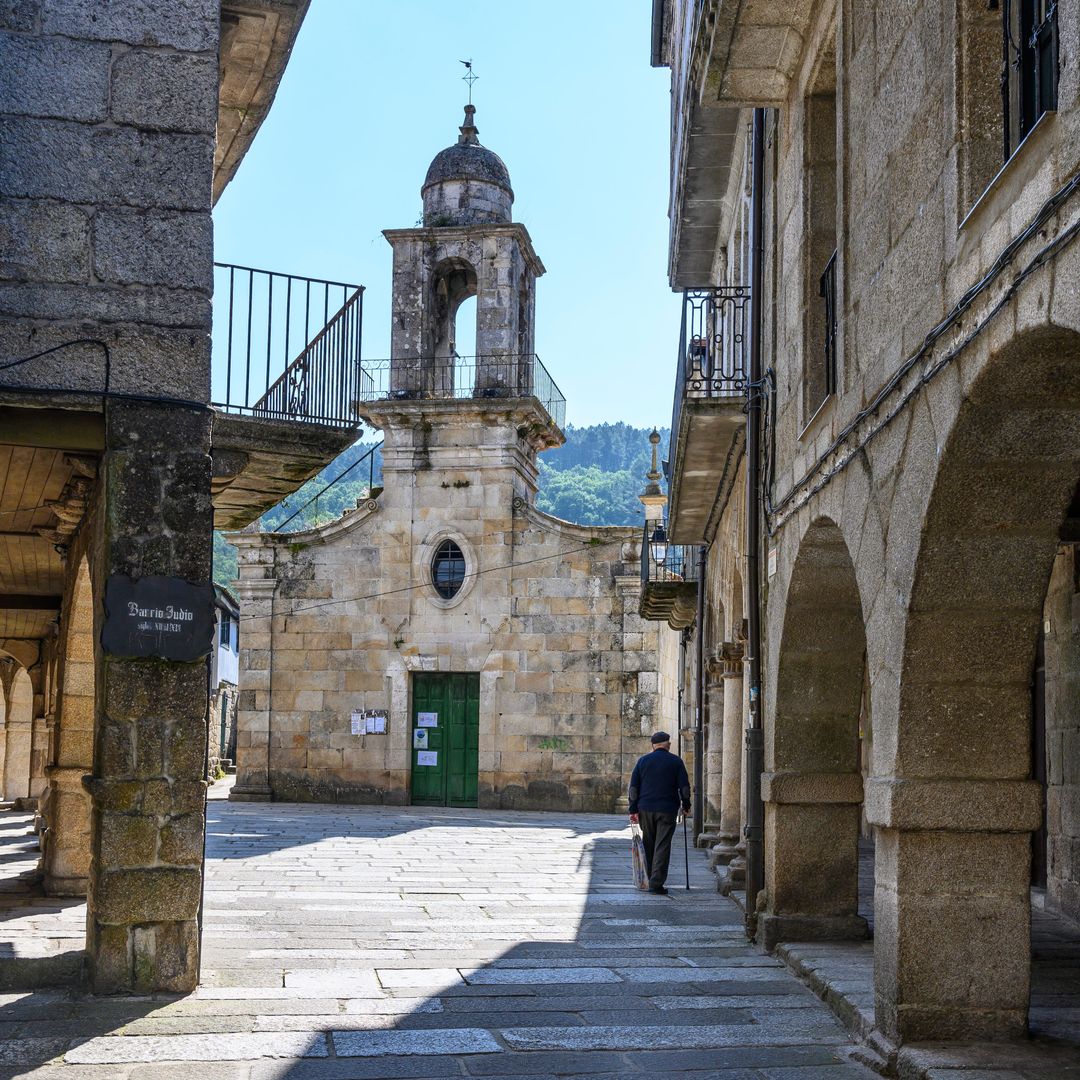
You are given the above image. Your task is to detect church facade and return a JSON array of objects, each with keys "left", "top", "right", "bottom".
[{"left": 228, "top": 108, "right": 679, "bottom": 811}]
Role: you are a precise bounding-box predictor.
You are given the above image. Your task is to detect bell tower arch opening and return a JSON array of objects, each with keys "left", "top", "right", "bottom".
[{"left": 383, "top": 105, "right": 546, "bottom": 408}]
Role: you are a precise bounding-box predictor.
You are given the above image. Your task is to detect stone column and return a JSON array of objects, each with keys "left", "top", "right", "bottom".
[
  {"left": 867, "top": 777, "right": 1042, "bottom": 1042},
  {"left": 85, "top": 401, "right": 213, "bottom": 994},
  {"left": 27, "top": 659, "right": 49, "bottom": 800},
  {"left": 2, "top": 665, "right": 33, "bottom": 802},
  {"left": 758, "top": 771, "right": 868, "bottom": 949},
  {"left": 698, "top": 655, "right": 725, "bottom": 846},
  {"left": 42, "top": 627, "right": 96, "bottom": 895},
  {"left": 711, "top": 642, "right": 744, "bottom": 867},
  {"left": 230, "top": 577, "right": 276, "bottom": 802}
]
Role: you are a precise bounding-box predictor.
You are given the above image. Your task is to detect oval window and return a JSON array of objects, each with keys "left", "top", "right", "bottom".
[{"left": 431, "top": 539, "right": 467, "bottom": 599}]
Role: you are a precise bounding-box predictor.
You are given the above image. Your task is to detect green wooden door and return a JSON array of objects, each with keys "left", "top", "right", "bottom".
[{"left": 410, "top": 673, "right": 479, "bottom": 807}]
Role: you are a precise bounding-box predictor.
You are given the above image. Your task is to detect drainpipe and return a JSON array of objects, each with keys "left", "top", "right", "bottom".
[
  {"left": 693, "top": 545, "right": 706, "bottom": 838},
  {"left": 744, "top": 107, "right": 766, "bottom": 932}
]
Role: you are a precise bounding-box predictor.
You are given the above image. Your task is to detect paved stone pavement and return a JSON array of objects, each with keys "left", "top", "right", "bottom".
[{"left": 0, "top": 794, "right": 880, "bottom": 1079}]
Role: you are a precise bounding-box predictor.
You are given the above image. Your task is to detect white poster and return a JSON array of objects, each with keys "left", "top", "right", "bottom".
[
  {"left": 350, "top": 713, "right": 364, "bottom": 735},
  {"left": 372, "top": 715, "right": 387, "bottom": 733},
  {"left": 417, "top": 712, "right": 438, "bottom": 727},
  {"left": 413, "top": 729, "right": 428, "bottom": 749},
  {"left": 416, "top": 750, "right": 438, "bottom": 766}
]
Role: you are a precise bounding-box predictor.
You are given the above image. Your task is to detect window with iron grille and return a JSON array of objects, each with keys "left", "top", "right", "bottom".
[
  {"left": 819, "top": 250, "right": 838, "bottom": 399},
  {"left": 1001, "top": 0, "right": 1058, "bottom": 159},
  {"left": 801, "top": 62, "right": 838, "bottom": 422},
  {"left": 431, "top": 539, "right": 467, "bottom": 600}
]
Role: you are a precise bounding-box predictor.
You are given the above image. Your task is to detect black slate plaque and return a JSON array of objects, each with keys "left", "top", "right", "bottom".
[{"left": 101, "top": 575, "right": 216, "bottom": 662}]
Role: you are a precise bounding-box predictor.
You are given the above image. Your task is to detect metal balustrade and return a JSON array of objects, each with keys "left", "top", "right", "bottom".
[
  {"left": 212, "top": 263, "right": 367, "bottom": 427},
  {"left": 668, "top": 286, "right": 750, "bottom": 462},
  {"left": 356, "top": 354, "right": 566, "bottom": 431}
]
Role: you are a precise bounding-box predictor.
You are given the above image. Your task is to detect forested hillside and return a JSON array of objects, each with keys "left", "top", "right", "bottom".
[{"left": 213, "top": 423, "right": 669, "bottom": 588}]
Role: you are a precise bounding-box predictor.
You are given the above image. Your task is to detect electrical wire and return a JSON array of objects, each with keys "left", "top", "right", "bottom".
[
  {"left": 0, "top": 339, "right": 109, "bottom": 372},
  {"left": 236, "top": 535, "right": 629, "bottom": 624},
  {"left": 272, "top": 440, "right": 384, "bottom": 531}
]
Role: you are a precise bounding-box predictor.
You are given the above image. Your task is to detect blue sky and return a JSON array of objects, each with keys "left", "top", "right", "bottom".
[{"left": 213, "top": 1, "right": 681, "bottom": 429}]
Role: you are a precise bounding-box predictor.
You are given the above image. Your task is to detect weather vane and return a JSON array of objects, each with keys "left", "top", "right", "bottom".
[{"left": 460, "top": 59, "right": 478, "bottom": 104}]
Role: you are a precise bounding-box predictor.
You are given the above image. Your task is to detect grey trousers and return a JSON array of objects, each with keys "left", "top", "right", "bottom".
[{"left": 639, "top": 811, "right": 677, "bottom": 889}]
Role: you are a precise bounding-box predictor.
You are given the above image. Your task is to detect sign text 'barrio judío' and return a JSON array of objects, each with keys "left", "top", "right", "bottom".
[{"left": 101, "top": 575, "right": 216, "bottom": 662}]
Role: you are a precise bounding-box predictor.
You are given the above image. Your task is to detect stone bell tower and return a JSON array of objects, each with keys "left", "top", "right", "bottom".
[
  {"left": 383, "top": 104, "right": 545, "bottom": 403},
  {"left": 364, "top": 105, "right": 563, "bottom": 500}
]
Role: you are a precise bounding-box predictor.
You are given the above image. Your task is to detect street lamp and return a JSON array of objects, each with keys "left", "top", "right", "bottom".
[{"left": 649, "top": 522, "right": 669, "bottom": 576}]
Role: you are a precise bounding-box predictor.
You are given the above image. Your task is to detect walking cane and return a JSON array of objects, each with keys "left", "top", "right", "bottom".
[{"left": 683, "top": 812, "right": 690, "bottom": 890}]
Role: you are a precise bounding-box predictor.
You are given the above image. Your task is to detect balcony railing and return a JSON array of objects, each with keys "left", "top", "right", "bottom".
[
  {"left": 640, "top": 522, "right": 702, "bottom": 588},
  {"left": 212, "top": 263, "right": 367, "bottom": 427},
  {"left": 356, "top": 354, "right": 566, "bottom": 432},
  {"left": 639, "top": 521, "right": 700, "bottom": 627},
  {"left": 668, "top": 286, "right": 750, "bottom": 462}
]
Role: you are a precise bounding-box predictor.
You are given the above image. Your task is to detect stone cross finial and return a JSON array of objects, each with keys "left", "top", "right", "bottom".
[{"left": 458, "top": 104, "right": 480, "bottom": 145}]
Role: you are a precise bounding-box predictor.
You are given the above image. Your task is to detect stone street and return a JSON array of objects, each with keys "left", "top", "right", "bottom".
[{"left": 0, "top": 789, "right": 878, "bottom": 1078}]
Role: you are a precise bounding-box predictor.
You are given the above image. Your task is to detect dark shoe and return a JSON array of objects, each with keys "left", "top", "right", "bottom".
[{"left": 648, "top": 885, "right": 668, "bottom": 895}]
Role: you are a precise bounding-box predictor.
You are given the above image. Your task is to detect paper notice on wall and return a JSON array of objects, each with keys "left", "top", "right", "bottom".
[
  {"left": 372, "top": 715, "right": 387, "bottom": 734},
  {"left": 351, "top": 713, "right": 364, "bottom": 735},
  {"left": 417, "top": 712, "right": 438, "bottom": 727},
  {"left": 416, "top": 750, "right": 438, "bottom": 766},
  {"left": 365, "top": 716, "right": 376, "bottom": 734}
]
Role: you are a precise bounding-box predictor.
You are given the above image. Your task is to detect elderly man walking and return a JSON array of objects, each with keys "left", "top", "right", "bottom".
[{"left": 628, "top": 731, "right": 692, "bottom": 895}]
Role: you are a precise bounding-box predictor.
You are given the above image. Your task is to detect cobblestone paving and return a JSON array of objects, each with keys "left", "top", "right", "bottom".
[{"left": 3, "top": 796, "right": 879, "bottom": 1079}]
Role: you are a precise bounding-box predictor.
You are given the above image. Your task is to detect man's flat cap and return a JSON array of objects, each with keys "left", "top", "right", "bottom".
[{"left": 650, "top": 731, "right": 671, "bottom": 745}]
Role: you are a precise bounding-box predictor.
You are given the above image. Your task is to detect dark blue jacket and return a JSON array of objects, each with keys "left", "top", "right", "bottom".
[{"left": 628, "top": 748, "right": 691, "bottom": 815}]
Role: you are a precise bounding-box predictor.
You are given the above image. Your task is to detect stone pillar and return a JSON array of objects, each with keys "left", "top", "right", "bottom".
[
  {"left": 26, "top": 658, "right": 49, "bottom": 800},
  {"left": 3, "top": 666, "right": 33, "bottom": 802},
  {"left": 698, "top": 656, "right": 725, "bottom": 846},
  {"left": 867, "top": 777, "right": 1042, "bottom": 1042},
  {"left": 711, "top": 641, "right": 744, "bottom": 866},
  {"left": 230, "top": 577, "right": 276, "bottom": 802},
  {"left": 43, "top": 646, "right": 95, "bottom": 894},
  {"left": 85, "top": 401, "right": 213, "bottom": 994},
  {"left": 758, "top": 771, "right": 868, "bottom": 948},
  {"left": 29, "top": 716, "right": 49, "bottom": 800},
  {"left": 43, "top": 565, "right": 96, "bottom": 896}
]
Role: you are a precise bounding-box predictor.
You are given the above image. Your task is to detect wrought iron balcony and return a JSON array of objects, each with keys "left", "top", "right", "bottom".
[
  {"left": 212, "top": 263, "right": 368, "bottom": 427},
  {"left": 666, "top": 286, "right": 749, "bottom": 544},
  {"left": 355, "top": 354, "right": 566, "bottom": 433},
  {"left": 638, "top": 521, "right": 700, "bottom": 630},
  {"left": 209, "top": 263, "right": 368, "bottom": 530}
]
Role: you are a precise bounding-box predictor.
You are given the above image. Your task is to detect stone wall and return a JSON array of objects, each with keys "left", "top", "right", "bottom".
[
  {"left": 0, "top": 1, "right": 218, "bottom": 404},
  {"left": 754, "top": 0, "right": 1080, "bottom": 1043},
  {"left": 0, "top": 0, "right": 220, "bottom": 992},
  {"left": 661, "top": 0, "right": 1080, "bottom": 1043},
  {"left": 209, "top": 683, "right": 238, "bottom": 773},
  {"left": 231, "top": 402, "right": 679, "bottom": 812}
]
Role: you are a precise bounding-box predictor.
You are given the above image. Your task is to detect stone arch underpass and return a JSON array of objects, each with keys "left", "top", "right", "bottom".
[
  {"left": 868, "top": 322, "right": 1080, "bottom": 1044},
  {"left": 761, "top": 516, "right": 869, "bottom": 952}
]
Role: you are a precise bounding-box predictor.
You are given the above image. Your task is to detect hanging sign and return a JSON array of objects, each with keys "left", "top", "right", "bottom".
[{"left": 101, "top": 575, "right": 215, "bottom": 662}]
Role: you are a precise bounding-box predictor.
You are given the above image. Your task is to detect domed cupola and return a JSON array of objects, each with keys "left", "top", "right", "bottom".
[{"left": 422, "top": 105, "right": 514, "bottom": 226}]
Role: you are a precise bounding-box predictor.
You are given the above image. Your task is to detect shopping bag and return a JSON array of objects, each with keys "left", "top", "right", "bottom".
[{"left": 630, "top": 824, "right": 648, "bottom": 890}]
